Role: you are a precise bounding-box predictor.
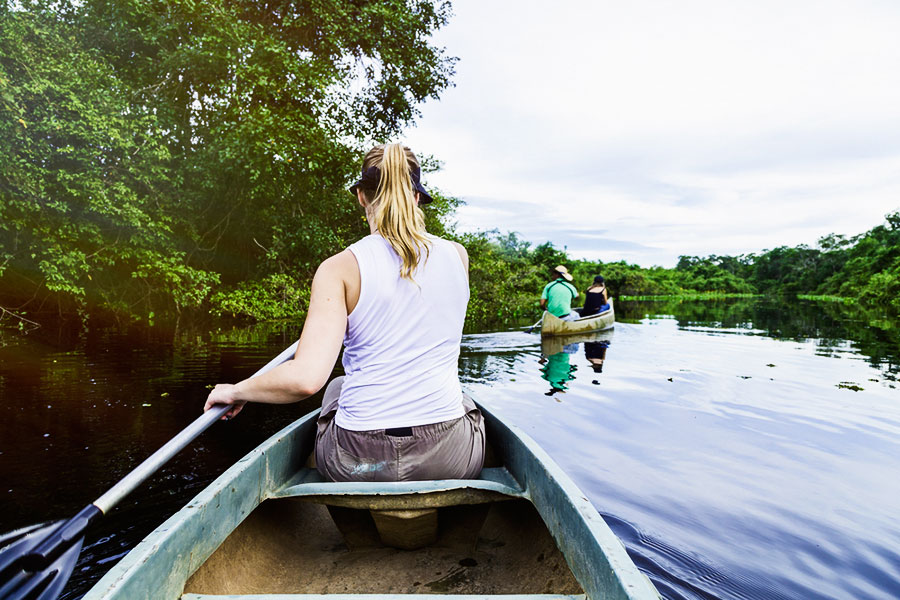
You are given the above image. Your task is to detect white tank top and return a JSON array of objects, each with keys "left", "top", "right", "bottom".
[{"left": 336, "top": 234, "right": 469, "bottom": 431}]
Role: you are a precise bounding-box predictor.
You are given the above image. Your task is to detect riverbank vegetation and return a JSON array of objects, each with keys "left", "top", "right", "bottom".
[
  {"left": 459, "top": 213, "right": 900, "bottom": 325},
  {"left": 2, "top": 2, "right": 899, "bottom": 330},
  {"left": 1, "top": 0, "right": 456, "bottom": 323}
]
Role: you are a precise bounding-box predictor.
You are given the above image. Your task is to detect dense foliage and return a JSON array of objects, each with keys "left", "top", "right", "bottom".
[
  {"left": 2, "top": 2, "right": 899, "bottom": 329},
  {"left": 457, "top": 211, "right": 900, "bottom": 324},
  {"left": 1, "top": 0, "right": 456, "bottom": 321}
]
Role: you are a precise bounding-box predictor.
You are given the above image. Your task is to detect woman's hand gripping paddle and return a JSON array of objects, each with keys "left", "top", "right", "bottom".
[{"left": 0, "top": 341, "right": 298, "bottom": 600}]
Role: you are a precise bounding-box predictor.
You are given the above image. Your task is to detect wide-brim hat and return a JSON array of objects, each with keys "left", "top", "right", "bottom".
[
  {"left": 554, "top": 265, "right": 574, "bottom": 282},
  {"left": 349, "top": 164, "right": 434, "bottom": 204}
]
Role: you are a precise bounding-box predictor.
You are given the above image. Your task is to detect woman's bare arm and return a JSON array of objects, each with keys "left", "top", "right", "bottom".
[{"left": 203, "top": 251, "right": 357, "bottom": 418}]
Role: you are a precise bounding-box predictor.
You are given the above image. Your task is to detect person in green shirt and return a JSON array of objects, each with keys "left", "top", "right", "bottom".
[
  {"left": 540, "top": 265, "right": 579, "bottom": 320},
  {"left": 540, "top": 349, "right": 577, "bottom": 396}
]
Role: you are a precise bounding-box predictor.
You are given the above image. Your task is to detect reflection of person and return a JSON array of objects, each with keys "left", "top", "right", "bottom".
[
  {"left": 582, "top": 275, "right": 610, "bottom": 317},
  {"left": 540, "top": 265, "right": 579, "bottom": 320},
  {"left": 204, "top": 143, "right": 484, "bottom": 482},
  {"left": 540, "top": 350, "right": 577, "bottom": 396},
  {"left": 584, "top": 340, "right": 609, "bottom": 385}
]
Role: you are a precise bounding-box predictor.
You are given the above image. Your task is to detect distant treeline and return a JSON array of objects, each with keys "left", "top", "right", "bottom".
[
  {"left": 461, "top": 211, "right": 900, "bottom": 323},
  {"left": 2, "top": 3, "right": 899, "bottom": 329}
]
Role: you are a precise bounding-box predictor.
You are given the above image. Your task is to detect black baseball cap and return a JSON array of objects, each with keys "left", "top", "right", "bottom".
[{"left": 349, "top": 164, "right": 434, "bottom": 204}]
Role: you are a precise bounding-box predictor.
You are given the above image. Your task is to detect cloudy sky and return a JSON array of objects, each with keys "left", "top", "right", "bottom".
[{"left": 404, "top": 0, "right": 900, "bottom": 267}]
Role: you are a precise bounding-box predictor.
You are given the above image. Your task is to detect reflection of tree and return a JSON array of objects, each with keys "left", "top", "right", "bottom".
[
  {"left": 458, "top": 351, "right": 526, "bottom": 385},
  {"left": 0, "top": 318, "right": 317, "bottom": 537},
  {"left": 618, "top": 297, "right": 900, "bottom": 379}
]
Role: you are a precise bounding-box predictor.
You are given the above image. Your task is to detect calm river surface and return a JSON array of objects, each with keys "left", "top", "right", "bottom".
[{"left": 1, "top": 298, "right": 899, "bottom": 599}]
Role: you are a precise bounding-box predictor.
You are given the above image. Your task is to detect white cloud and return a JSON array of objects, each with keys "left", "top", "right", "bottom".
[{"left": 406, "top": 0, "right": 900, "bottom": 267}]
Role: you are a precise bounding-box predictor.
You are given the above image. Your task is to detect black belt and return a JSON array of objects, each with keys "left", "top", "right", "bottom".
[{"left": 384, "top": 426, "right": 413, "bottom": 437}]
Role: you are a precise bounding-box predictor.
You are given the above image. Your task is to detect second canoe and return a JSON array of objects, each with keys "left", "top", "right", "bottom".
[{"left": 542, "top": 299, "right": 615, "bottom": 337}]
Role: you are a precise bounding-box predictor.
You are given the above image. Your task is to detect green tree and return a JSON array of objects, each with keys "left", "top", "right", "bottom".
[
  {"left": 675, "top": 256, "right": 754, "bottom": 294},
  {"left": 822, "top": 212, "right": 900, "bottom": 310},
  {"left": 0, "top": 0, "right": 457, "bottom": 321},
  {"left": 0, "top": 4, "right": 216, "bottom": 316}
]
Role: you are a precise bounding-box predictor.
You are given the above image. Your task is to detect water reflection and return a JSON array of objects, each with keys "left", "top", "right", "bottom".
[
  {"left": 457, "top": 331, "right": 538, "bottom": 386},
  {"left": 538, "top": 348, "right": 577, "bottom": 396},
  {"left": 3, "top": 297, "right": 900, "bottom": 600},
  {"left": 584, "top": 340, "right": 609, "bottom": 383},
  {"left": 539, "top": 331, "right": 614, "bottom": 394},
  {"left": 617, "top": 296, "right": 899, "bottom": 380},
  {"left": 0, "top": 320, "right": 317, "bottom": 599}
]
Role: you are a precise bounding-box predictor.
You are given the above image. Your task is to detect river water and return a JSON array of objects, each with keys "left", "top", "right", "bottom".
[{"left": 1, "top": 298, "right": 898, "bottom": 599}]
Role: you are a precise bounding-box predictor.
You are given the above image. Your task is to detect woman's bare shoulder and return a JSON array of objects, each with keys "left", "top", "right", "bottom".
[
  {"left": 320, "top": 250, "right": 358, "bottom": 281},
  {"left": 319, "top": 249, "right": 357, "bottom": 271},
  {"left": 315, "top": 250, "right": 361, "bottom": 312}
]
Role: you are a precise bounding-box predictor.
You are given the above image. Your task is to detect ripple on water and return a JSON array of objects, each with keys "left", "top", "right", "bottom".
[
  {"left": 461, "top": 316, "right": 900, "bottom": 600},
  {"left": 3, "top": 300, "right": 900, "bottom": 600}
]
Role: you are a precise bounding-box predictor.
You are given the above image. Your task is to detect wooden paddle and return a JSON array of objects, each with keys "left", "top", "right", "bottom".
[
  {"left": 524, "top": 313, "right": 545, "bottom": 333},
  {"left": 0, "top": 341, "right": 299, "bottom": 600}
]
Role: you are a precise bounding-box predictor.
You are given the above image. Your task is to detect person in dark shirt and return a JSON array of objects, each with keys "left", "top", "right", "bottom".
[
  {"left": 581, "top": 275, "right": 610, "bottom": 317},
  {"left": 584, "top": 340, "right": 609, "bottom": 385}
]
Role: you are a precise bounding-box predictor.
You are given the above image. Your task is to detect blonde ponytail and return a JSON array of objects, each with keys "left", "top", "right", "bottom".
[{"left": 363, "top": 144, "right": 431, "bottom": 281}]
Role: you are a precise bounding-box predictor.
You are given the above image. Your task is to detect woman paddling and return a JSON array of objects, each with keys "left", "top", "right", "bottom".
[{"left": 204, "top": 143, "right": 484, "bottom": 482}]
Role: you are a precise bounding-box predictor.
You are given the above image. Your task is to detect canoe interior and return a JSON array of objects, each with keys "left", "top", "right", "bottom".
[
  {"left": 185, "top": 426, "right": 582, "bottom": 595},
  {"left": 84, "top": 401, "right": 658, "bottom": 600},
  {"left": 184, "top": 496, "right": 582, "bottom": 595}
]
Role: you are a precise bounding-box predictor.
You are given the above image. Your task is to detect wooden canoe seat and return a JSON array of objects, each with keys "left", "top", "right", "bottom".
[
  {"left": 184, "top": 595, "right": 586, "bottom": 600},
  {"left": 270, "top": 466, "right": 526, "bottom": 510},
  {"left": 270, "top": 467, "right": 526, "bottom": 550}
]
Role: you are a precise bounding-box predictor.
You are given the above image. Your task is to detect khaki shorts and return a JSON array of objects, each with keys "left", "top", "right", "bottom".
[{"left": 314, "top": 376, "right": 485, "bottom": 482}]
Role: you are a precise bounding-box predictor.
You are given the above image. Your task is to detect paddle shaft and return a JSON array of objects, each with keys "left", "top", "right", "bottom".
[
  {"left": 93, "top": 340, "right": 299, "bottom": 513},
  {"left": 525, "top": 313, "right": 545, "bottom": 333},
  {"left": 1, "top": 341, "right": 301, "bottom": 599}
]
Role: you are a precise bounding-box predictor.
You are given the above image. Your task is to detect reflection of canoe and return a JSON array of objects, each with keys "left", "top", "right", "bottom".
[
  {"left": 541, "top": 328, "right": 615, "bottom": 357},
  {"left": 84, "top": 396, "right": 658, "bottom": 600},
  {"left": 542, "top": 299, "right": 615, "bottom": 337}
]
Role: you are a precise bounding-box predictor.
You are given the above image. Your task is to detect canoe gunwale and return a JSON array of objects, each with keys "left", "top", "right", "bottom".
[
  {"left": 81, "top": 411, "right": 319, "bottom": 600},
  {"left": 541, "top": 300, "right": 615, "bottom": 337},
  {"left": 83, "top": 396, "right": 658, "bottom": 600},
  {"left": 478, "top": 404, "right": 658, "bottom": 600}
]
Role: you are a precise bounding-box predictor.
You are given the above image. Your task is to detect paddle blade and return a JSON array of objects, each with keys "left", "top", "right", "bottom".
[{"left": 0, "top": 505, "right": 99, "bottom": 600}]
